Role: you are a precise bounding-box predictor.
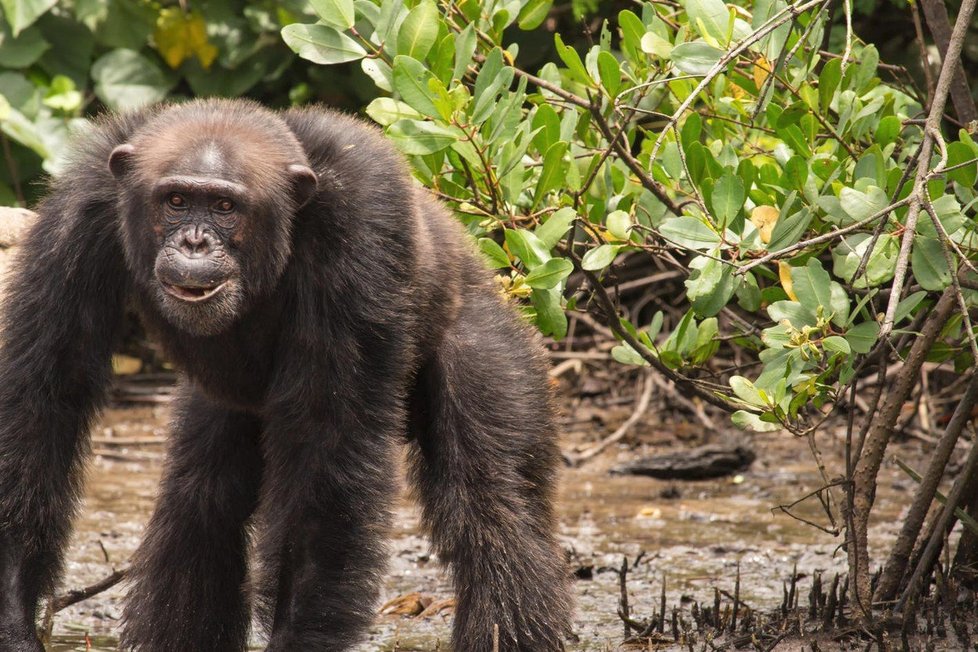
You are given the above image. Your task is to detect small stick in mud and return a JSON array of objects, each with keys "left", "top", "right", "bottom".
[
  {"left": 617, "top": 556, "right": 630, "bottom": 638},
  {"left": 52, "top": 568, "right": 128, "bottom": 612},
  {"left": 731, "top": 563, "right": 740, "bottom": 632}
]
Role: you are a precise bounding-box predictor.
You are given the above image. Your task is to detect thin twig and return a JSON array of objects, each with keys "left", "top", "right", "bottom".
[
  {"left": 563, "top": 371, "right": 655, "bottom": 465},
  {"left": 52, "top": 568, "right": 128, "bottom": 612},
  {"left": 736, "top": 197, "right": 912, "bottom": 274}
]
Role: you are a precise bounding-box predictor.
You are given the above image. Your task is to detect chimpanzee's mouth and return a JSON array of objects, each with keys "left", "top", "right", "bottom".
[{"left": 162, "top": 281, "right": 227, "bottom": 303}]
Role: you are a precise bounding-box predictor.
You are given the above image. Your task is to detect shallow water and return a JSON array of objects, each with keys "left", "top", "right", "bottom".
[{"left": 47, "top": 405, "right": 916, "bottom": 651}]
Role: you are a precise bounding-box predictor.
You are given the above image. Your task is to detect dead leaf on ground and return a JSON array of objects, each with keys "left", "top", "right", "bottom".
[
  {"left": 418, "top": 597, "right": 456, "bottom": 618},
  {"left": 379, "top": 592, "right": 433, "bottom": 616}
]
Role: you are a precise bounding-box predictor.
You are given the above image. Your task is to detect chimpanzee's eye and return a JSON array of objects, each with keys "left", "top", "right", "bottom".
[
  {"left": 166, "top": 193, "right": 187, "bottom": 209},
  {"left": 213, "top": 198, "right": 235, "bottom": 214}
]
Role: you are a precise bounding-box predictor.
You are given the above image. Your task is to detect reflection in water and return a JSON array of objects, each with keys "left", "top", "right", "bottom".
[{"left": 51, "top": 407, "right": 910, "bottom": 651}]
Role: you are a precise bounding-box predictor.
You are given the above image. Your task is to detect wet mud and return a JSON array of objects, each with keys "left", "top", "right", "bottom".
[{"left": 48, "top": 404, "right": 920, "bottom": 651}]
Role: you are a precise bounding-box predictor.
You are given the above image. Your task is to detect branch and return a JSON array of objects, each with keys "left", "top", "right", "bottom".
[
  {"left": 735, "top": 197, "right": 912, "bottom": 275},
  {"left": 878, "top": 0, "right": 976, "bottom": 341},
  {"left": 52, "top": 568, "right": 128, "bottom": 612},
  {"left": 919, "top": 0, "right": 978, "bottom": 123},
  {"left": 576, "top": 263, "right": 738, "bottom": 413}
]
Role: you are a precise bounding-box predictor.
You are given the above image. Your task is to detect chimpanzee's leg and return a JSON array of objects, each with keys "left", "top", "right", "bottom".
[
  {"left": 120, "top": 386, "right": 263, "bottom": 651},
  {"left": 408, "top": 286, "right": 573, "bottom": 651},
  {"left": 256, "top": 390, "right": 400, "bottom": 650}
]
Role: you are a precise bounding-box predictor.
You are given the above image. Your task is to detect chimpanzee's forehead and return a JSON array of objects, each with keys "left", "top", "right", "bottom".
[{"left": 165, "top": 141, "right": 240, "bottom": 181}]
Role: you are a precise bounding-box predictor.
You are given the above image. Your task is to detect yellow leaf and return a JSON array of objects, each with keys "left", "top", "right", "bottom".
[
  {"left": 779, "top": 261, "right": 798, "bottom": 301},
  {"left": 154, "top": 8, "right": 218, "bottom": 70},
  {"left": 750, "top": 205, "right": 779, "bottom": 244},
  {"left": 753, "top": 55, "right": 770, "bottom": 90}
]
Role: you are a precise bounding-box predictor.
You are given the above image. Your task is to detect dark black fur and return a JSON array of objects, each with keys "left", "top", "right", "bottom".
[{"left": 0, "top": 100, "right": 572, "bottom": 651}]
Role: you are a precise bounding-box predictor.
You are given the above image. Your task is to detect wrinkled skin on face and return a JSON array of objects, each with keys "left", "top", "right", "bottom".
[{"left": 107, "top": 109, "right": 317, "bottom": 336}]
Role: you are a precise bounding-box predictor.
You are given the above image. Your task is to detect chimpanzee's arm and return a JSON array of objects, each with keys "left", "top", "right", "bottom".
[{"left": 0, "top": 127, "right": 135, "bottom": 649}]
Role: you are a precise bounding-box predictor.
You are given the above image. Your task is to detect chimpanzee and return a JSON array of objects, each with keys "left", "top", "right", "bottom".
[{"left": 0, "top": 99, "right": 572, "bottom": 651}]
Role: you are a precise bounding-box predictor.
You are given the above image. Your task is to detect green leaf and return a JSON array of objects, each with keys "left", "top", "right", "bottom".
[
  {"left": 36, "top": 13, "right": 93, "bottom": 90},
  {"left": 597, "top": 50, "right": 620, "bottom": 97},
  {"left": 531, "top": 104, "right": 560, "bottom": 154},
  {"left": 823, "top": 336, "right": 851, "bottom": 355},
  {"left": 736, "top": 272, "right": 761, "bottom": 311},
  {"left": 42, "top": 75, "right": 81, "bottom": 113},
  {"left": 710, "top": 173, "right": 745, "bottom": 226},
  {"left": 828, "top": 282, "right": 850, "bottom": 328},
  {"left": 478, "top": 237, "right": 511, "bottom": 268},
  {"left": 95, "top": 0, "right": 156, "bottom": 50},
  {"left": 730, "top": 375, "right": 765, "bottom": 406},
  {"left": 472, "top": 48, "right": 513, "bottom": 124},
  {"left": 309, "top": 0, "right": 355, "bottom": 29},
  {"left": 524, "top": 258, "right": 573, "bottom": 289},
  {"left": 606, "top": 210, "right": 632, "bottom": 241},
  {"left": 392, "top": 55, "right": 441, "bottom": 119},
  {"left": 0, "top": 0, "right": 55, "bottom": 35},
  {"left": 640, "top": 31, "right": 673, "bottom": 58},
  {"left": 0, "top": 22, "right": 47, "bottom": 68},
  {"left": 875, "top": 115, "right": 901, "bottom": 147},
  {"left": 532, "top": 287, "right": 567, "bottom": 339},
  {"left": 947, "top": 141, "right": 978, "bottom": 187},
  {"left": 386, "top": 119, "right": 458, "bottom": 155},
  {"left": 0, "top": 101, "right": 46, "bottom": 157},
  {"left": 505, "top": 228, "right": 550, "bottom": 269},
  {"left": 790, "top": 259, "right": 833, "bottom": 313},
  {"left": 782, "top": 156, "right": 808, "bottom": 191},
  {"left": 533, "top": 141, "right": 568, "bottom": 206},
  {"left": 612, "top": 343, "right": 650, "bottom": 367},
  {"left": 660, "top": 216, "right": 722, "bottom": 250},
  {"left": 732, "top": 410, "right": 782, "bottom": 432},
  {"left": 536, "top": 207, "right": 577, "bottom": 249},
  {"left": 833, "top": 233, "right": 899, "bottom": 288},
  {"left": 839, "top": 185, "right": 887, "bottom": 223},
  {"left": 396, "top": 0, "right": 438, "bottom": 61},
  {"left": 818, "top": 57, "right": 841, "bottom": 112},
  {"left": 554, "top": 33, "right": 592, "bottom": 85},
  {"left": 846, "top": 321, "right": 879, "bottom": 354},
  {"left": 581, "top": 244, "right": 621, "bottom": 271},
  {"left": 517, "top": 0, "right": 553, "bottom": 29},
  {"left": 681, "top": 0, "right": 732, "bottom": 43},
  {"left": 365, "top": 97, "right": 423, "bottom": 126},
  {"left": 691, "top": 316, "right": 719, "bottom": 364},
  {"left": 670, "top": 41, "right": 723, "bottom": 75},
  {"left": 686, "top": 255, "right": 736, "bottom": 317},
  {"left": 768, "top": 300, "right": 817, "bottom": 327},
  {"left": 91, "top": 49, "right": 175, "bottom": 111},
  {"left": 681, "top": 112, "right": 702, "bottom": 154},
  {"left": 911, "top": 237, "right": 951, "bottom": 291},
  {"left": 453, "top": 24, "right": 476, "bottom": 82},
  {"left": 618, "top": 9, "right": 645, "bottom": 63},
  {"left": 281, "top": 23, "right": 366, "bottom": 64},
  {"left": 767, "top": 207, "right": 812, "bottom": 251},
  {"left": 361, "top": 58, "right": 393, "bottom": 92}
]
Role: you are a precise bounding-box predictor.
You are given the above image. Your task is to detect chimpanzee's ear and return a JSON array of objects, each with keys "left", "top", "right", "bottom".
[
  {"left": 288, "top": 164, "right": 318, "bottom": 208},
  {"left": 109, "top": 144, "right": 136, "bottom": 180}
]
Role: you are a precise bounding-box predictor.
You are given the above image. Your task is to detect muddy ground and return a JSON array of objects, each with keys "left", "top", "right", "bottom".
[{"left": 42, "top": 372, "right": 935, "bottom": 652}]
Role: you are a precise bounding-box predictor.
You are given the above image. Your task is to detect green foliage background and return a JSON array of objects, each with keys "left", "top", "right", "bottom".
[{"left": 0, "top": 0, "right": 975, "bottom": 440}]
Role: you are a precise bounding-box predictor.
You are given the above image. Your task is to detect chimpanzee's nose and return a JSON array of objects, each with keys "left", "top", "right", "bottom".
[{"left": 178, "top": 226, "right": 215, "bottom": 257}]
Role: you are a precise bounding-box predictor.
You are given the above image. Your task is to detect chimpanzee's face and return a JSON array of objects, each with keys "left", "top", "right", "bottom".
[{"left": 108, "top": 127, "right": 317, "bottom": 337}]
